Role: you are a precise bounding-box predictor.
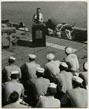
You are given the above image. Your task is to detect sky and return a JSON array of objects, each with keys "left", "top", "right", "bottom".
[{"left": 1, "top": 1, "right": 87, "bottom": 30}]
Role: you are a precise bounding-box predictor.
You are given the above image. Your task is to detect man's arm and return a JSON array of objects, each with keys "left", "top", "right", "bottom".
[
  {"left": 32, "top": 14, "right": 36, "bottom": 22},
  {"left": 40, "top": 14, "right": 43, "bottom": 22}
]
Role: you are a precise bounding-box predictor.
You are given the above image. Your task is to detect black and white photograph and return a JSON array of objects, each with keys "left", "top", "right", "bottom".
[{"left": 1, "top": 1, "right": 88, "bottom": 108}]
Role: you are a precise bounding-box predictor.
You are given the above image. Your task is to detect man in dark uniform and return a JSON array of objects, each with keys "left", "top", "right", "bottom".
[
  {"left": 21, "top": 54, "right": 40, "bottom": 88},
  {"left": 61, "top": 76, "right": 88, "bottom": 108},
  {"left": 26, "top": 67, "right": 50, "bottom": 107},
  {"left": 56, "top": 62, "right": 73, "bottom": 100},
  {"left": 44, "top": 53, "right": 61, "bottom": 83},
  {"left": 2, "top": 56, "right": 21, "bottom": 83},
  {"left": 36, "top": 83, "right": 61, "bottom": 107},
  {"left": 64, "top": 47, "right": 79, "bottom": 75},
  {"left": 2, "top": 70, "right": 24, "bottom": 105}
]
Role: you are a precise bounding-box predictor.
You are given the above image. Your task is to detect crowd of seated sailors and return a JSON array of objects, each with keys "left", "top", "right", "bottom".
[{"left": 2, "top": 46, "right": 88, "bottom": 108}]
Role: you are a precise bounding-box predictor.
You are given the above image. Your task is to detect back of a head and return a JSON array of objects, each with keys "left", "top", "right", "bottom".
[
  {"left": 65, "top": 47, "right": 73, "bottom": 55},
  {"left": 11, "top": 74, "right": 19, "bottom": 80},
  {"left": 36, "top": 67, "right": 45, "bottom": 77},
  {"left": 46, "top": 53, "right": 55, "bottom": 61},
  {"left": 29, "top": 58, "right": 35, "bottom": 62},
  {"left": 9, "top": 91, "right": 19, "bottom": 103},
  {"left": 28, "top": 54, "right": 36, "bottom": 62},
  {"left": 10, "top": 71, "right": 19, "bottom": 80},
  {"left": 8, "top": 56, "right": 16, "bottom": 64},
  {"left": 60, "top": 62, "right": 68, "bottom": 71},
  {"left": 47, "top": 83, "right": 57, "bottom": 96},
  {"left": 72, "top": 76, "right": 83, "bottom": 88}
]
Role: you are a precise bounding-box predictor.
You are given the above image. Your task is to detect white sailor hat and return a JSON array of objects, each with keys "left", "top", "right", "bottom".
[
  {"left": 60, "top": 62, "right": 68, "bottom": 68},
  {"left": 9, "top": 56, "right": 16, "bottom": 61},
  {"left": 36, "top": 67, "right": 45, "bottom": 73},
  {"left": 11, "top": 70, "right": 19, "bottom": 75},
  {"left": 72, "top": 76, "right": 83, "bottom": 83},
  {"left": 28, "top": 54, "right": 37, "bottom": 59},
  {"left": 84, "top": 62, "right": 87, "bottom": 71},
  {"left": 46, "top": 53, "right": 55, "bottom": 60},
  {"left": 65, "top": 47, "right": 73, "bottom": 54},
  {"left": 49, "top": 83, "right": 57, "bottom": 88}
]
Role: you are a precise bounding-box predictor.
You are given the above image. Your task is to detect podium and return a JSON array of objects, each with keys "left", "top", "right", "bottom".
[{"left": 32, "top": 23, "right": 46, "bottom": 47}]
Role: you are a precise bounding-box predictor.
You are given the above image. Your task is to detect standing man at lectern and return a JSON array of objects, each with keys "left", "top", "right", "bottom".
[
  {"left": 33, "top": 8, "right": 44, "bottom": 23},
  {"left": 32, "top": 8, "right": 46, "bottom": 47}
]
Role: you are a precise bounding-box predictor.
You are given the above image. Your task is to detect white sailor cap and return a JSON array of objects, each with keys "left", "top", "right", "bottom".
[
  {"left": 9, "top": 56, "right": 16, "bottom": 61},
  {"left": 60, "top": 62, "right": 68, "bottom": 68},
  {"left": 65, "top": 47, "right": 73, "bottom": 54},
  {"left": 49, "top": 83, "right": 57, "bottom": 88},
  {"left": 72, "top": 76, "right": 83, "bottom": 83},
  {"left": 28, "top": 54, "right": 37, "bottom": 59},
  {"left": 84, "top": 62, "right": 87, "bottom": 71},
  {"left": 11, "top": 70, "right": 19, "bottom": 75},
  {"left": 36, "top": 67, "right": 45, "bottom": 73},
  {"left": 46, "top": 53, "right": 55, "bottom": 60}
]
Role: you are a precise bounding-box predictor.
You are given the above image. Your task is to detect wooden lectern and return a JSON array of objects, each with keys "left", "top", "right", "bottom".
[{"left": 32, "top": 23, "right": 46, "bottom": 47}]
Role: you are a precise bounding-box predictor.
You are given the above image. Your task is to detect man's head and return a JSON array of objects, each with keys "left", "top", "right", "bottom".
[
  {"left": 47, "top": 83, "right": 57, "bottom": 96},
  {"left": 65, "top": 47, "right": 73, "bottom": 55},
  {"left": 60, "top": 62, "right": 68, "bottom": 71},
  {"left": 28, "top": 54, "right": 37, "bottom": 62},
  {"left": 9, "top": 91, "right": 19, "bottom": 103},
  {"left": 8, "top": 56, "right": 16, "bottom": 64},
  {"left": 83, "top": 62, "right": 87, "bottom": 71},
  {"left": 10, "top": 70, "right": 19, "bottom": 80},
  {"left": 46, "top": 53, "right": 55, "bottom": 61},
  {"left": 36, "top": 67, "right": 45, "bottom": 77},
  {"left": 37, "top": 8, "right": 41, "bottom": 13}
]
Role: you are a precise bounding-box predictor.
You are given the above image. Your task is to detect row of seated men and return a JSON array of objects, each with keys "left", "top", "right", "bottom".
[{"left": 2, "top": 46, "right": 88, "bottom": 108}]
